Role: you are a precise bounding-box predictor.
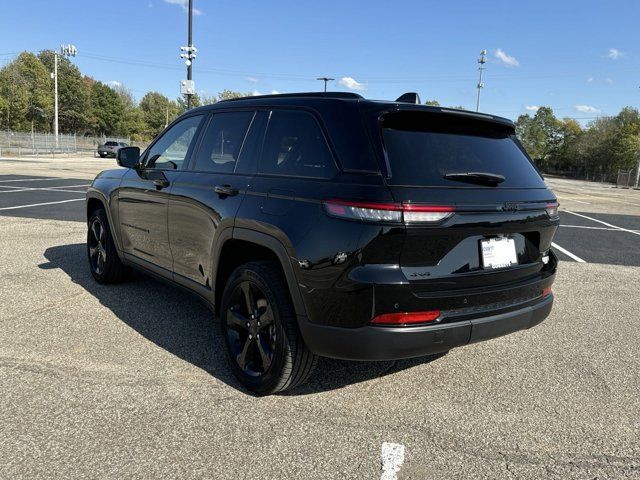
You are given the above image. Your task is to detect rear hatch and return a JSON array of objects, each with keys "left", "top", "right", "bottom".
[{"left": 367, "top": 107, "right": 558, "bottom": 294}]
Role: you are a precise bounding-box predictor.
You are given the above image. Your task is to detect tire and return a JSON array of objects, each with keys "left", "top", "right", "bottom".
[
  {"left": 99, "top": 153, "right": 107, "bottom": 158},
  {"left": 87, "top": 208, "right": 129, "bottom": 284},
  {"left": 220, "top": 261, "right": 317, "bottom": 395}
]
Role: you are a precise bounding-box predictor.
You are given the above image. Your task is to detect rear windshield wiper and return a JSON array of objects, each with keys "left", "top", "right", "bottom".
[{"left": 443, "top": 171, "right": 506, "bottom": 186}]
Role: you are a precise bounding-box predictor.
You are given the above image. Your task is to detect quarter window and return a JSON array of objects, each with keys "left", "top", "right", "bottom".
[
  {"left": 259, "top": 110, "right": 336, "bottom": 178},
  {"left": 145, "top": 115, "right": 203, "bottom": 170},
  {"left": 192, "top": 112, "right": 254, "bottom": 173}
]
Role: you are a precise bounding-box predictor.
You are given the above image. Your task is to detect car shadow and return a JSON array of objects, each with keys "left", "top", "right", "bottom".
[{"left": 39, "top": 243, "right": 445, "bottom": 396}]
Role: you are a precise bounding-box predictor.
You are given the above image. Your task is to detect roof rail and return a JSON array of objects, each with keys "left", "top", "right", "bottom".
[{"left": 219, "top": 92, "right": 364, "bottom": 102}]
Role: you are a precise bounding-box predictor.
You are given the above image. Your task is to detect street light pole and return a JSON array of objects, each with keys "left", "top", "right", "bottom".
[
  {"left": 476, "top": 49, "right": 487, "bottom": 112},
  {"left": 179, "top": 0, "right": 197, "bottom": 110},
  {"left": 53, "top": 44, "right": 77, "bottom": 148},
  {"left": 187, "top": 0, "right": 193, "bottom": 109},
  {"left": 317, "top": 77, "right": 334, "bottom": 92}
]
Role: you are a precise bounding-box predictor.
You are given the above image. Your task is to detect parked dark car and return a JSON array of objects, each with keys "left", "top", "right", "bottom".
[
  {"left": 86, "top": 92, "right": 559, "bottom": 394},
  {"left": 97, "top": 141, "right": 128, "bottom": 158}
]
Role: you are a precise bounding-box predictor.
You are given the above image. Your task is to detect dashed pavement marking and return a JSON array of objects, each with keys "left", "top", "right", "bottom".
[{"left": 380, "top": 442, "right": 405, "bottom": 480}]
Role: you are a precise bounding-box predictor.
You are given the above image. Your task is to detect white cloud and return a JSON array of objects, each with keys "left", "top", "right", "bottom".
[
  {"left": 251, "top": 90, "right": 262, "bottom": 96},
  {"left": 164, "top": 0, "right": 202, "bottom": 15},
  {"left": 107, "top": 80, "right": 122, "bottom": 88},
  {"left": 525, "top": 105, "right": 540, "bottom": 112},
  {"left": 338, "top": 76, "right": 366, "bottom": 91},
  {"left": 270, "top": 90, "right": 280, "bottom": 95},
  {"left": 575, "top": 104, "right": 600, "bottom": 113},
  {"left": 605, "top": 77, "right": 614, "bottom": 84},
  {"left": 608, "top": 48, "right": 622, "bottom": 60},
  {"left": 245, "top": 76, "right": 258, "bottom": 84},
  {"left": 586, "top": 76, "right": 594, "bottom": 83},
  {"left": 494, "top": 48, "right": 520, "bottom": 67}
]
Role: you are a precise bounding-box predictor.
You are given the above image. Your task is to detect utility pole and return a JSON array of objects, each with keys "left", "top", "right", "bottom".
[
  {"left": 476, "top": 49, "right": 487, "bottom": 112},
  {"left": 180, "top": 0, "right": 197, "bottom": 109},
  {"left": 317, "top": 77, "right": 334, "bottom": 92},
  {"left": 53, "top": 44, "right": 77, "bottom": 148},
  {"left": 53, "top": 52, "right": 58, "bottom": 147}
]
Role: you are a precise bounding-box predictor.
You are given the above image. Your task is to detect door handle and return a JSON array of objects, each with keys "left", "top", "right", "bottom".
[
  {"left": 214, "top": 185, "right": 239, "bottom": 197},
  {"left": 153, "top": 178, "right": 170, "bottom": 189}
]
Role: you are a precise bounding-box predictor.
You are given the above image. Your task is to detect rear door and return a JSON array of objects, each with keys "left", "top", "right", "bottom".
[
  {"left": 167, "top": 110, "right": 262, "bottom": 289},
  {"left": 370, "top": 109, "right": 559, "bottom": 292}
]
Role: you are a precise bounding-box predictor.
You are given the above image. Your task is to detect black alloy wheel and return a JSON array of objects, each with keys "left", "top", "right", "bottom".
[
  {"left": 225, "top": 281, "right": 276, "bottom": 377},
  {"left": 220, "top": 261, "right": 317, "bottom": 395}
]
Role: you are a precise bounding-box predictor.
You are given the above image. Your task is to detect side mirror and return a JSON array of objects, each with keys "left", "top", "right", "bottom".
[{"left": 116, "top": 146, "right": 141, "bottom": 169}]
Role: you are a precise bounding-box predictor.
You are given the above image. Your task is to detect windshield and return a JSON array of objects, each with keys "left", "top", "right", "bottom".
[{"left": 380, "top": 111, "right": 545, "bottom": 188}]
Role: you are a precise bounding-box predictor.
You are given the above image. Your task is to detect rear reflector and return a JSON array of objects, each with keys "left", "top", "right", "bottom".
[
  {"left": 371, "top": 310, "right": 441, "bottom": 325},
  {"left": 545, "top": 202, "right": 559, "bottom": 218},
  {"left": 542, "top": 287, "right": 552, "bottom": 298},
  {"left": 323, "top": 200, "right": 454, "bottom": 224}
]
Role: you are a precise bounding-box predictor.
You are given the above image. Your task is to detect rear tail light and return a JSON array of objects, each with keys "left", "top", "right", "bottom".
[
  {"left": 371, "top": 310, "right": 441, "bottom": 325},
  {"left": 323, "top": 200, "right": 454, "bottom": 224},
  {"left": 542, "top": 287, "right": 552, "bottom": 298},
  {"left": 545, "top": 202, "right": 559, "bottom": 218}
]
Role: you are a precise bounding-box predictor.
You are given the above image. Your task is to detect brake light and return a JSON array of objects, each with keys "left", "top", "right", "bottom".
[
  {"left": 323, "top": 200, "right": 454, "bottom": 224},
  {"left": 545, "top": 202, "right": 559, "bottom": 218},
  {"left": 371, "top": 310, "right": 441, "bottom": 325},
  {"left": 542, "top": 287, "right": 552, "bottom": 298}
]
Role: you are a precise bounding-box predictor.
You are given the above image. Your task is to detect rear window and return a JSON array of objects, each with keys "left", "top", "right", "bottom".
[
  {"left": 105, "top": 141, "right": 118, "bottom": 146},
  {"left": 259, "top": 110, "right": 336, "bottom": 179},
  {"left": 380, "top": 111, "right": 545, "bottom": 188}
]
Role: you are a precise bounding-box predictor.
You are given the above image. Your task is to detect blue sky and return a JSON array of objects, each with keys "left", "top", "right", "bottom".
[{"left": 1, "top": 0, "right": 638, "bottom": 122}]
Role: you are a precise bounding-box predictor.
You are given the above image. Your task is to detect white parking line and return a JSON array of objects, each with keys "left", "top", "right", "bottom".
[
  {"left": 0, "top": 177, "right": 59, "bottom": 183},
  {"left": 552, "top": 242, "right": 586, "bottom": 263},
  {"left": 564, "top": 210, "right": 640, "bottom": 237},
  {"left": 560, "top": 224, "right": 640, "bottom": 232},
  {"left": 0, "top": 184, "right": 89, "bottom": 193},
  {"left": 380, "top": 442, "right": 405, "bottom": 480},
  {"left": 0, "top": 198, "right": 84, "bottom": 211}
]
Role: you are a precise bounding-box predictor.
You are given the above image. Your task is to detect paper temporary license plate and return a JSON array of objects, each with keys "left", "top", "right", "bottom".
[{"left": 480, "top": 237, "right": 518, "bottom": 269}]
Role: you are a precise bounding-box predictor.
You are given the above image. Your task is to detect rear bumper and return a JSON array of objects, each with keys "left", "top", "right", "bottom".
[{"left": 299, "top": 294, "right": 553, "bottom": 361}]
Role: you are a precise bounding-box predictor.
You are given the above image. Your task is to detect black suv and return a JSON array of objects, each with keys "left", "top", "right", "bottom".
[{"left": 86, "top": 92, "right": 558, "bottom": 394}]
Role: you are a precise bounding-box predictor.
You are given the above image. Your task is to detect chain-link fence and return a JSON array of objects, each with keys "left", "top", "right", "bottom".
[
  {"left": 616, "top": 169, "right": 639, "bottom": 189},
  {"left": 0, "top": 130, "right": 131, "bottom": 157}
]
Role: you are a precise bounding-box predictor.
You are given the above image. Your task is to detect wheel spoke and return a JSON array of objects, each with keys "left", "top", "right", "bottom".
[
  {"left": 99, "top": 246, "right": 106, "bottom": 262},
  {"left": 255, "top": 337, "right": 272, "bottom": 371},
  {"left": 227, "top": 307, "right": 249, "bottom": 330},
  {"left": 258, "top": 303, "right": 275, "bottom": 327},
  {"left": 89, "top": 246, "right": 98, "bottom": 258},
  {"left": 236, "top": 336, "right": 252, "bottom": 370},
  {"left": 241, "top": 282, "right": 255, "bottom": 316},
  {"left": 91, "top": 222, "right": 101, "bottom": 242}
]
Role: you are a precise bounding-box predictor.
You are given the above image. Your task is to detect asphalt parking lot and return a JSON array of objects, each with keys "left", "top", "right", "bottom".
[{"left": 1, "top": 157, "right": 639, "bottom": 479}]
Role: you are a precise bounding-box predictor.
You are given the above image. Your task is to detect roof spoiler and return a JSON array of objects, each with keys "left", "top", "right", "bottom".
[{"left": 395, "top": 92, "right": 421, "bottom": 104}]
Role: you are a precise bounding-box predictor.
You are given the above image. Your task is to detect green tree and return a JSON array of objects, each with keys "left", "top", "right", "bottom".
[
  {"left": 515, "top": 107, "right": 563, "bottom": 169},
  {"left": 176, "top": 93, "right": 202, "bottom": 114},
  {"left": 90, "top": 81, "right": 125, "bottom": 136},
  {"left": 217, "top": 89, "right": 250, "bottom": 101},
  {"left": 424, "top": 99, "right": 440, "bottom": 106},
  {"left": 139, "top": 92, "right": 179, "bottom": 137}
]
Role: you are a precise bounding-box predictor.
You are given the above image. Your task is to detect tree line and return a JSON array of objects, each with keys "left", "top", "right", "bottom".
[
  {"left": 0, "top": 51, "right": 250, "bottom": 142},
  {"left": 516, "top": 107, "right": 640, "bottom": 181},
  {"left": 2, "top": 51, "right": 638, "bottom": 181}
]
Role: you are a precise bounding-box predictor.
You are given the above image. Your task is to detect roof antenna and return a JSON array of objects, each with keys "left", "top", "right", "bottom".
[{"left": 395, "top": 92, "right": 421, "bottom": 104}]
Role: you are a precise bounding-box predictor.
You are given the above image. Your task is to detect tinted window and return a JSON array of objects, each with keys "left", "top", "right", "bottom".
[
  {"left": 259, "top": 110, "right": 336, "bottom": 178},
  {"left": 381, "top": 111, "right": 545, "bottom": 188},
  {"left": 146, "top": 115, "right": 203, "bottom": 170},
  {"left": 192, "top": 112, "right": 254, "bottom": 173},
  {"left": 105, "top": 141, "right": 117, "bottom": 146}
]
